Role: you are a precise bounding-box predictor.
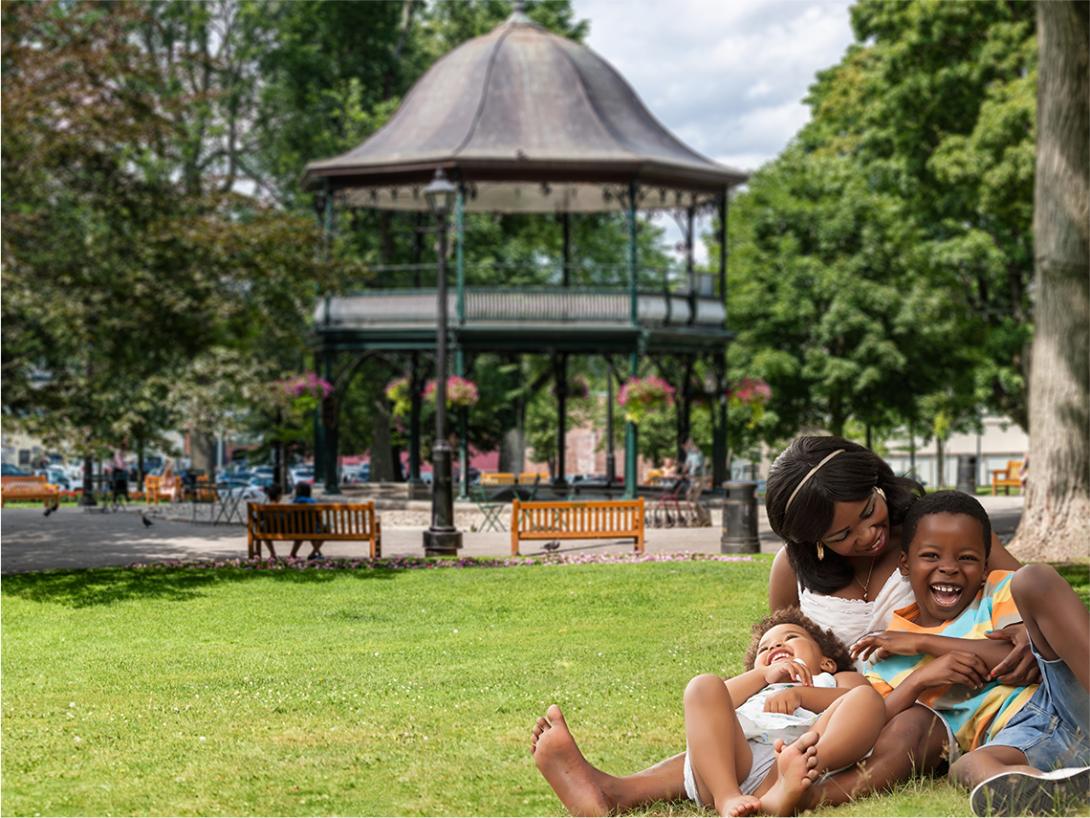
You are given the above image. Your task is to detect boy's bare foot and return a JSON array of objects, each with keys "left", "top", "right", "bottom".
[
  {"left": 759, "top": 732, "right": 820, "bottom": 816},
  {"left": 531, "top": 705, "right": 612, "bottom": 816},
  {"left": 719, "top": 793, "right": 761, "bottom": 816}
]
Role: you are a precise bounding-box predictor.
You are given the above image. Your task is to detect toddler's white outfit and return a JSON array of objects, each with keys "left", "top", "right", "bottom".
[{"left": 683, "top": 671, "right": 837, "bottom": 803}]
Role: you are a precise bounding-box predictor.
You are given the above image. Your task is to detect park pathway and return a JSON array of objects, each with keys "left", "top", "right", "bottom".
[{"left": 0, "top": 496, "right": 1024, "bottom": 574}]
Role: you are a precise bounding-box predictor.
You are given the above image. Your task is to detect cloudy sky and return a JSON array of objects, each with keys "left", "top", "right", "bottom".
[{"left": 571, "top": 0, "right": 857, "bottom": 173}]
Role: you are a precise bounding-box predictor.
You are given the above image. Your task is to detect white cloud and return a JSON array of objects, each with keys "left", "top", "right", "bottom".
[
  {"left": 570, "top": 0, "right": 855, "bottom": 258},
  {"left": 572, "top": 0, "right": 856, "bottom": 172}
]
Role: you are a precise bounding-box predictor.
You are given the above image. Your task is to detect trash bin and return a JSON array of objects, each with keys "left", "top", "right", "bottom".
[
  {"left": 721, "top": 480, "right": 759, "bottom": 554},
  {"left": 956, "top": 455, "right": 978, "bottom": 494}
]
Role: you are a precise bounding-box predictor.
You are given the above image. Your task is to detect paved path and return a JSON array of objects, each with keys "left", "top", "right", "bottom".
[{"left": 0, "top": 496, "right": 1025, "bottom": 574}]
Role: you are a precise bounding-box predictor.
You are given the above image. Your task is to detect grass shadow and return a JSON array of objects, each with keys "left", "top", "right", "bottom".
[{"left": 0, "top": 562, "right": 400, "bottom": 609}]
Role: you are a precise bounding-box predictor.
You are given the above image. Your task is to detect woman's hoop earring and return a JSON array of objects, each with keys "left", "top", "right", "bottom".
[{"left": 817, "top": 543, "right": 825, "bottom": 561}]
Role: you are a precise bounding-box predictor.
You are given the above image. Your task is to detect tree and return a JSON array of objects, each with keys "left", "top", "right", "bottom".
[
  {"left": 1010, "top": 1, "right": 1089, "bottom": 560},
  {"left": 1, "top": 1, "right": 325, "bottom": 476},
  {"left": 718, "top": 1, "right": 1038, "bottom": 455}
]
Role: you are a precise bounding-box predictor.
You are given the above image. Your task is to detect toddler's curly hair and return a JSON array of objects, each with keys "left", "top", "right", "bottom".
[{"left": 742, "top": 607, "right": 854, "bottom": 672}]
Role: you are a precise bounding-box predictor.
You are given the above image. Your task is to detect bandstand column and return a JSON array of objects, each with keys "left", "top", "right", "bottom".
[
  {"left": 713, "top": 191, "right": 729, "bottom": 487},
  {"left": 624, "top": 182, "right": 639, "bottom": 499},
  {"left": 455, "top": 186, "right": 469, "bottom": 499},
  {"left": 409, "top": 216, "right": 425, "bottom": 487},
  {"left": 320, "top": 182, "right": 340, "bottom": 494},
  {"left": 321, "top": 348, "right": 340, "bottom": 494},
  {"left": 409, "top": 354, "right": 422, "bottom": 484},
  {"left": 554, "top": 353, "right": 568, "bottom": 487},
  {"left": 313, "top": 355, "right": 324, "bottom": 485}
]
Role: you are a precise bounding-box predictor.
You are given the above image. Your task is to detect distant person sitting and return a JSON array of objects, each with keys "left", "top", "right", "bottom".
[
  {"left": 255, "top": 483, "right": 284, "bottom": 559},
  {"left": 291, "top": 482, "right": 324, "bottom": 560}
]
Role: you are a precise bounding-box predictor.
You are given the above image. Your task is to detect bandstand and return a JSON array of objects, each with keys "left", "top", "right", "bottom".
[{"left": 303, "top": 6, "right": 747, "bottom": 500}]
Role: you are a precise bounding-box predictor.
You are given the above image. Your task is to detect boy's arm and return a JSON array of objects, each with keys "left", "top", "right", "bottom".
[
  {"left": 870, "top": 651, "right": 992, "bottom": 720},
  {"left": 852, "top": 631, "right": 1011, "bottom": 670},
  {"left": 914, "top": 634, "right": 1011, "bottom": 669}
]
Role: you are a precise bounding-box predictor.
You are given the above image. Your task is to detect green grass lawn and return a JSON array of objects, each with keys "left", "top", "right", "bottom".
[{"left": 3, "top": 557, "right": 1087, "bottom": 816}]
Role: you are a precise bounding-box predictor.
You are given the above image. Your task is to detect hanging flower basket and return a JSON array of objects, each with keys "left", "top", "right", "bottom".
[
  {"left": 618, "top": 376, "right": 675, "bottom": 424},
  {"left": 385, "top": 377, "right": 413, "bottom": 417},
  {"left": 727, "top": 377, "right": 772, "bottom": 429},
  {"left": 727, "top": 377, "right": 772, "bottom": 405},
  {"left": 278, "top": 372, "right": 334, "bottom": 400},
  {"left": 424, "top": 375, "right": 479, "bottom": 408}
]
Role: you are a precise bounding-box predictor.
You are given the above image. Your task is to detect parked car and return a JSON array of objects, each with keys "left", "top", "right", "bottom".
[
  {"left": 2, "top": 464, "right": 32, "bottom": 477},
  {"left": 342, "top": 463, "right": 370, "bottom": 484},
  {"left": 289, "top": 465, "right": 315, "bottom": 486},
  {"left": 40, "top": 468, "right": 71, "bottom": 489}
]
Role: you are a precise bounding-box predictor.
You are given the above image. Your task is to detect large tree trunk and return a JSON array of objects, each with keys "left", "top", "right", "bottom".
[{"left": 1010, "top": 1, "right": 1090, "bottom": 561}]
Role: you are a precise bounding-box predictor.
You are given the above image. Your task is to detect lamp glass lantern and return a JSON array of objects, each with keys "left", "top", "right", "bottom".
[{"left": 424, "top": 170, "right": 457, "bottom": 217}]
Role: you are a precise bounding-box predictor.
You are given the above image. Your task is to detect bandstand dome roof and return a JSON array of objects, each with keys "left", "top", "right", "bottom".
[{"left": 302, "top": 9, "right": 748, "bottom": 213}]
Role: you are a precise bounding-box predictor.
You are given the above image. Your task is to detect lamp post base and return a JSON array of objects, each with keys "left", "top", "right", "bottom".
[{"left": 423, "top": 529, "right": 463, "bottom": 556}]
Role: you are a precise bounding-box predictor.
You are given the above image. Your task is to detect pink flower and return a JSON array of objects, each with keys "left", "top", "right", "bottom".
[
  {"left": 728, "top": 377, "right": 772, "bottom": 405},
  {"left": 424, "top": 376, "right": 479, "bottom": 408},
  {"left": 279, "top": 372, "right": 334, "bottom": 399}
]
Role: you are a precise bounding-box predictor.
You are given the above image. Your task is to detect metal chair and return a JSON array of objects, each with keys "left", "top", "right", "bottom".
[{"left": 470, "top": 485, "right": 506, "bottom": 532}]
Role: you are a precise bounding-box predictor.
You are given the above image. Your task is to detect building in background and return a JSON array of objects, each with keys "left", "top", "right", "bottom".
[{"left": 884, "top": 416, "right": 1027, "bottom": 489}]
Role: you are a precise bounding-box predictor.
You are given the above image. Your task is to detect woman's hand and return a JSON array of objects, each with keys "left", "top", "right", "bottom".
[
  {"left": 763, "top": 660, "right": 813, "bottom": 687},
  {"left": 850, "top": 631, "right": 920, "bottom": 663},
  {"left": 763, "top": 688, "right": 802, "bottom": 714},
  {"left": 986, "top": 623, "right": 1041, "bottom": 684}
]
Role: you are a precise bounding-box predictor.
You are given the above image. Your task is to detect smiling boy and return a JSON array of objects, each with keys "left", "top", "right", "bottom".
[{"left": 851, "top": 491, "right": 1090, "bottom": 815}]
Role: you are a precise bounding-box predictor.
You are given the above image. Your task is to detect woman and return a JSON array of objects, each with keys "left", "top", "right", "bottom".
[{"left": 531, "top": 435, "right": 1036, "bottom": 815}]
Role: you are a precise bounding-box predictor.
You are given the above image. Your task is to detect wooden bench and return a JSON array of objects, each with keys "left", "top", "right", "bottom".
[
  {"left": 510, "top": 498, "right": 645, "bottom": 556},
  {"left": 480, "top": 472, "right": 517, "bottom": 486},
  {"left": 246, "top": 502, "right": 382, "bottom": 559},
  {"left": 517, "top": 471, "right": 547, "bottom": 484},
  {"left": 1, "top": 475, "right": 61, "bottom": 509},
  {"left": 144, "top": 474, "right": 180, "bottom": 504},
  {"left": 991, "top": 460, "right": 1024, "bottom": 495}
]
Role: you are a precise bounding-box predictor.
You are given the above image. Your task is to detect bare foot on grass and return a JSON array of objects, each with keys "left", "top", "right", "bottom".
[
  {"left": 719, "top": 793, "right": 761, "bottom": 816},
  {"left": 531, "top": 705, "right": 612, "bottom": 816},
  {"left": 759, "top": 732, "right": 820, "bottom": 816}
]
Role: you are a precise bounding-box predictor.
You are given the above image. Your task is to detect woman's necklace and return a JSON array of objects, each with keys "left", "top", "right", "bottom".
[{"left": 855, "top": 557, "right": 877, "bottom": 602}]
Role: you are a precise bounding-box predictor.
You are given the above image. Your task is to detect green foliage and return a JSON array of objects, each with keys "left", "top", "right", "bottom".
[{"left": 720, "top": 0, "right": 1037, "bottom": 453}]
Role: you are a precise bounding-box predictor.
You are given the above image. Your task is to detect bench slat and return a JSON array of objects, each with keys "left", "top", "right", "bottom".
[
  {"left": 510, "top": 498, "right": 644, "bottom": 555},
  {"left": 246, "top": 502, "right": 382, "bottom": 559}
]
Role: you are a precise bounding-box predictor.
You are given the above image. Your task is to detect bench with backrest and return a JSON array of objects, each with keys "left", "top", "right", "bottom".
[
  {"left": 480, "top": 472, "right": 517, "bottom": 486},
  {"left": 510, "top": 498, "right": 645, "bottom": 556},
  {"left": 991, "top": 460, "right": 1024, "bottom": 495},
  {"left": 1, "top": 475, "right": 61, "bottom": 509},
  {"left": 143, "top": 474, "right": 180, "bottom": 504},
  {"left": 246, "top": 502, "right": 382, "bottom": 559},
  {"left": 517, "top": 471, "right": 547, "bottom": 484}
]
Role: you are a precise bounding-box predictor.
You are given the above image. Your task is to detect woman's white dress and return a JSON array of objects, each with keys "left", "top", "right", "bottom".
[{"left": 798, "top": 571, "right": 914, "bottom": 671}]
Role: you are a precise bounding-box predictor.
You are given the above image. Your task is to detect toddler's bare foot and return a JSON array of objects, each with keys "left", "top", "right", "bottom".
[
  {"left": 759, "top": 732, "right": 820, "bottom": 816},
  {"left": 719, "top": 793, "right": 761, "bottom": 816},
  {"left": 531, "top": 705, "right": 612, "bottom": 816}
]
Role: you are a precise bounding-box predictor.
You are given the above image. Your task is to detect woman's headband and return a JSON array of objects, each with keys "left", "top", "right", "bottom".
[{"left": 785, "top": 449, "right": 845, "bottom": 511}]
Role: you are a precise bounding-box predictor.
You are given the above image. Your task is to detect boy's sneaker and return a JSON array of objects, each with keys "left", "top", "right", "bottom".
[{"left": 970, "top": 766, "right": 1090, "bottom": 816}]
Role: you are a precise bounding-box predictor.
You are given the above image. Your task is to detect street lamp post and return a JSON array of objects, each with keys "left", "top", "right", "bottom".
[{"left": 422, "top": 169, "right": 463, "bottom": 556}]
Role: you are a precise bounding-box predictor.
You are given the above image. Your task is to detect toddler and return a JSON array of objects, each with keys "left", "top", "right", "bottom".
[{"left": 534, "top": 608, "right": 885, "bottom": 816}]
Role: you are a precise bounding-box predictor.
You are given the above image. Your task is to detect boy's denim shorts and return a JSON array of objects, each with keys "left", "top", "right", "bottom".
[{"left": 988, "top": 636, "right": 1090, "bottom": 770}]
